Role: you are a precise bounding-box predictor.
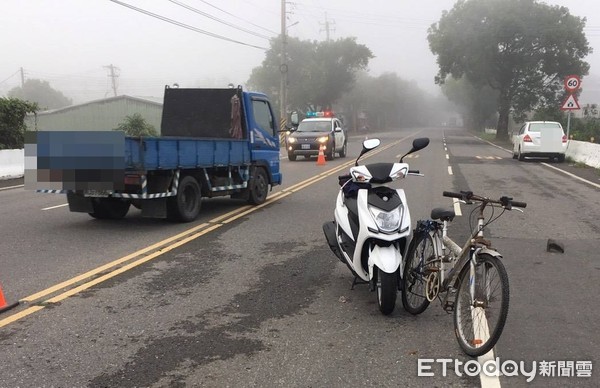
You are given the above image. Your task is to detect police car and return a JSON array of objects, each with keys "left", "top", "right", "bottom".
[{"left": 286, "top": 111, "right": 347, "bottom": 161}]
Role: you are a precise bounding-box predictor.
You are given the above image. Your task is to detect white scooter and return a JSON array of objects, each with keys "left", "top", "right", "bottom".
[{"left": 323, "top": 137, "right": 430, "bottom": 315}]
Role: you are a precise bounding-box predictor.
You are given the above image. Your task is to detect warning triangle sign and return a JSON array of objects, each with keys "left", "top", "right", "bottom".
[{"left": 561, "top": 94, "right": 580, "bottom": 110}]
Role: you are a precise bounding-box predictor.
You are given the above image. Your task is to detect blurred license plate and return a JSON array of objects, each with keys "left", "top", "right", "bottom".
[
  {"left": 84, "top": 190, "right": 113, "bottom": 197},
  {"left": 301, "top": 144, "right": 310, "bottom": 150}
]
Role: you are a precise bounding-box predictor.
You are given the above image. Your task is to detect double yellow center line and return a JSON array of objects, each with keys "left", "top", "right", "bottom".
[{"left": 0, "top": 135, "right": 412, "bottom": 328}]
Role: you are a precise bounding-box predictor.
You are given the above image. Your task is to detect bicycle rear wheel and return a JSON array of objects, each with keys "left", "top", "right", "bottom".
[
  {"left": 454, "top": 253, "right": 509, "bottom": 357},
  {"left": 402, "top": 232, "right": 433, "bottom": 314}
]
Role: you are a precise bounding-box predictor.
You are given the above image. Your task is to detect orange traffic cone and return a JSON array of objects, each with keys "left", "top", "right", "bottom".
[
  {"left": 0, "top": 283, "right": 19, "bottom": 314},
  {"left": 317, "top": 144, "right": 326, "bottom": 165}
]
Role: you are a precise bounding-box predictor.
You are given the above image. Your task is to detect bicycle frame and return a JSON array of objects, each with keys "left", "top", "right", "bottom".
[{"left": 424, "top": 200, "right": 503, "bottom": 295}]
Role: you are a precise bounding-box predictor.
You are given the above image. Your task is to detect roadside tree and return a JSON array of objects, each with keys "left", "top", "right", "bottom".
[
  {"left": 247, "top": 36, "right": 373, "bottom": 114},
  {"left": 114, "top": 113, "right": 158, "bottom": 137},
  {"left": 428, "top": 0, "right": 591, "bottom": 139},
  {"left": 0, "top": 97, "right": 38, "bottom": 149},
  {"left": 441, "top": 76, "right": 498, "bottom": 132}
]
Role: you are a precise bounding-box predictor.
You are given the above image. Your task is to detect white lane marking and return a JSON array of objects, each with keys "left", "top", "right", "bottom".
[
  {"left": 0, "top": 184, "right": 24, "bottom": 191},
  {"left": 479, "top": 349, "right": 502, "bottom": 388},
  {"left": 42, "top": 203, "right": 69, "bottom": 211},
  {"left": 446, "top": 154, "right": 450, "bottom": 160},
  {"left": 474, "top": 310, "right": 501, "bottom": 388},
  {"left": 448, "top": 166, "right": 453, "bottom": 175}
]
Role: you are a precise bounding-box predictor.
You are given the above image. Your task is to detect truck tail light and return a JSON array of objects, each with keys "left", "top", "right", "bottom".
[
  {"left": 523, "top": 134, "right": 533, "bottom": 143},
  {"left": 562, "top": 135, "right": 568, "bottom": 143}
]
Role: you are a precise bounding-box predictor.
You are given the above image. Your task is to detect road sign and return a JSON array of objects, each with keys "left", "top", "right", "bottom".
[
  {"left": 564, "top": 75, "right": 581, "bottom": 93},
  {"left": 561, "top": 94, "right": 580, "bottom": 111}
]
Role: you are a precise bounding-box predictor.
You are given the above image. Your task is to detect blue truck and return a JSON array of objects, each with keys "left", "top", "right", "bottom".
[{"left": 27, "top": 86, "right": 282, "bottom": 222}]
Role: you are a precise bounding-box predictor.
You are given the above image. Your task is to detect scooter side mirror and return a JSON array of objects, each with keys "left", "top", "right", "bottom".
[
  {"left": 412, "top": 137, "right": 430, "bottom": 151},
  {"left": 355, "top": 138, "right": 381, "bottom": 165},
  {"left": 400, "top": 137, "right": 430, "bottom": 162},
  {"left": 363, "top": 138, "right": 380, "bottom": 151}
]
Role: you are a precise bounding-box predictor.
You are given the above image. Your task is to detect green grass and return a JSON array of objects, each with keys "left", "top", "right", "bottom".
[
  {"left": 478, "top": 132, "right": 496, "bottom": 142},
  {"left": 566, "top": 157, "right": 586, "bottom": 167},
  {"left": 566, "top": 157, "right": 600, "bottom": 175},
  {"left": 472, "top": 130, "right": 513, "bottom": 148}
]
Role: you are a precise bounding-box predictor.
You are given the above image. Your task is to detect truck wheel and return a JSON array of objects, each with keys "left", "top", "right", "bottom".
[
  {"left": 248, "top": 167, "right": 268, "bottom": 205},
  {"left": 288, "top": 153, "right": 297, "bottom": 161},
  {"left": 167, "top": 175, "right": 202, "bottom": 222},
  {"left": 89, "top": 198, "right": 130, "bottom": 219}
]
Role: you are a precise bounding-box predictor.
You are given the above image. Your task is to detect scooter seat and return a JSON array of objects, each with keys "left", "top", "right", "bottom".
[{"left": 431, "top": 207, "right": 455, "bottom": 222}]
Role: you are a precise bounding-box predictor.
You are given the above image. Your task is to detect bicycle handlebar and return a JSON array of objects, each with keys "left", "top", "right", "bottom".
[
  {"left": 442, "top": 191, "right": 464, "bottom": 199},
  {"left": 443, "top": 190, "right": 527, "bottom": 209},
  {"left": 508, "top": 200, "right": 527, "bottom": 208}
]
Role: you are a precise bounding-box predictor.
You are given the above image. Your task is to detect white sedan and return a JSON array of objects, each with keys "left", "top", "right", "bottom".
[{"left": 512, "top": 121, "right": 568, "bottom": 162}]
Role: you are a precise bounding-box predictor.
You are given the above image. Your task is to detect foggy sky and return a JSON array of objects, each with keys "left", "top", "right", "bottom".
[{"left": 2, "top": 0, "right": 600, "bottom": 105}]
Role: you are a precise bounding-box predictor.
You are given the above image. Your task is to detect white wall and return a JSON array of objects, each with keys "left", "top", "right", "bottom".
[
  {"left": 0, "top": 149, "right": 24, "bottom": 180},
  {"left": 566, "top": 140, "right": 600, "bottom": 169}
]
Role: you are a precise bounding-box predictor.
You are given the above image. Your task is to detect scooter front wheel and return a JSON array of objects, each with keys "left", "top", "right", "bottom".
[{"left": 376, "top": 267, "right": 398, "bottom": 315}]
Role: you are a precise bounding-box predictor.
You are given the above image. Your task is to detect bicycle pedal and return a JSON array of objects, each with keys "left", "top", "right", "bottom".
[
  {"left": 443, "top": 301, "right": 455, "bottom": 312},
  {"left": 442, "top": 287, "right": 457, "bottom": 312}
]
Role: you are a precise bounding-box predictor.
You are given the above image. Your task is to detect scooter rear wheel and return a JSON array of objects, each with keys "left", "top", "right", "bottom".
[{"left": 376, "top": 267, "right": 398, "bottom": 315}]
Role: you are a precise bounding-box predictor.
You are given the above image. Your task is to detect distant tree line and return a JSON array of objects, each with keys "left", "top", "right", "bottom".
[
  {"left": 247, "top": 36, "right": 457, "bottom": 131},
  {"left": 8, "top": 79, "right": 72, "bottom": 110}
]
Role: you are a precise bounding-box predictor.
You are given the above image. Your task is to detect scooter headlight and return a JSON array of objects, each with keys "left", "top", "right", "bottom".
[{"left": 369, "top": 205, "right": 402, "bottom": 233}]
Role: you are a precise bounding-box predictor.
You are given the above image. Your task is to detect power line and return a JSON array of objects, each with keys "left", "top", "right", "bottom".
[
  {"left": 198, "top": 0, "right": 278, "bottom": 35},
  {"left": 0, "top": 70, "right": 21, "bottom": 86},
  {"left": 108, "top": 0, "right": 268, "bottom": 50},
  {"left": 168, "top": 0, "right": 272, "bottom": 40}
]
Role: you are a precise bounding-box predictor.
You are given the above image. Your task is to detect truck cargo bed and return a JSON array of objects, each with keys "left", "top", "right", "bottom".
[{"left": 125, "top": 136, "right": 251, "bottom": 171}]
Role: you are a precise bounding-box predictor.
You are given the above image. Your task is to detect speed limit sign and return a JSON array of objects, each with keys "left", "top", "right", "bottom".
[{"left": 564, "top": 75, "right": 581, "bottom": 92}]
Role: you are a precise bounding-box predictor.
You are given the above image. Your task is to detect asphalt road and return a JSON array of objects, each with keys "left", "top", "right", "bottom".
[{"left": 0, "top": 127, "right": 598, "bottom": 387}]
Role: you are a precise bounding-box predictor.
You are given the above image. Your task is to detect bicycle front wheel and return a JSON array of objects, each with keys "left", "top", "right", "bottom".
[
  {"left": 453, "top": 253, "right": 509, "bottom": 357},
  {"left": 402, "top": 232, "right": 433, "bottom": 315}
]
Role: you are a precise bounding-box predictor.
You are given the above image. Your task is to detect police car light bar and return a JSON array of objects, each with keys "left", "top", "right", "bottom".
[{"left": 306, "top": 111, "right": 334, "bottom": 118}]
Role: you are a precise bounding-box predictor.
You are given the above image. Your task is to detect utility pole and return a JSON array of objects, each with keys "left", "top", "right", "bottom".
[
  {"left": 320, "top": 13, "right": 335, "bottom": 42},
  {"left": 103, "top": 64, "right": 120, "bottom": 97},
  {"left": 20, "top": 67, "right": 25, "bottom": 87},
  {"left": 279, "top": 0, "right": 288, "bottom": 130}
]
